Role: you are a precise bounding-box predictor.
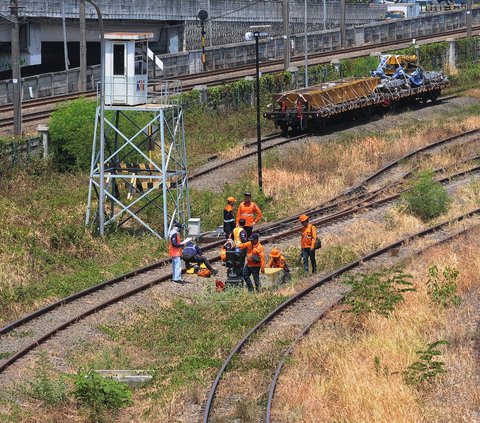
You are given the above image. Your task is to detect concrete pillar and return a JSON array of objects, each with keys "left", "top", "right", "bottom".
[
  {"left": 331, "top": 59, "right": 341, "bottom": 78},
  {"left": 193, "top": 85, "right": 208, "bottom": 105},
  {"left": 245, "top": 76, "right": 255, "bottom": 107},
  {"left": 445, "top": 38, "right": 457, "bottom": 75},
  {"left": 287, "top": 66, "right": 299, "bottom": 89},
  {"left": 37, "top": 124, "right": 49, "bottom": 158}
]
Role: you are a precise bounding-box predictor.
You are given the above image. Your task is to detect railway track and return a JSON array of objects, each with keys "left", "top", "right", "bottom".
[
  {"left": 0, "top": 25, "right": 478, "bottom": 129},
  {"left": 203, "top": 211, "right": 480, "bottom": 422},
  {"left": 262, "top": 226, "right": 476, "bottom": 423},
  {"left": 0, "top": 128, "right": 478, "bottom": 377}
]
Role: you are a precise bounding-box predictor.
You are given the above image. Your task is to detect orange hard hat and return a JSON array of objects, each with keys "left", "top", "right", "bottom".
[
  {"left": 299, "top": 214, "right": 309, "bottom": 222},
  {"left": 227, "top": 196, "right": 237, "bottom": 203},
  {"left": 270, "top": 248, "right": 281, "bottom": 258}
]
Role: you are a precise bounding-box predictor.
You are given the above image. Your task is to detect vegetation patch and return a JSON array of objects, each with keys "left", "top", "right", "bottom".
[
  {"left": 72, "top": 370, "right": 133, "bottom": 423},
  {"left": 403, "top": 340, "right": 448, "bottom": 387},
  {"left": 343, "top": 268, "right": 415, "bottom": 318},
  {"left": 69, "top": 290, "right": 287, "bottom": 413},
  {"left": 272, "top": 232, "right": 480, "bottom": 422},
  {"left": 426, "top": 265, "right": 461, "bottom": 307},
  {"left": 402, "top": 170, "right": 451, "bottom": 221}
]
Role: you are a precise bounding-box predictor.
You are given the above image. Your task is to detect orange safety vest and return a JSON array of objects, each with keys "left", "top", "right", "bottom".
[
  {"left": 169, "top": 232, "right": 182, "bottom": 257},
  {"left": 301, "top": 223, "right": 317, "bottom": 249},
  {"left": 239, "top": 241, "right": 265, "bottom": 268},
  {"left": 232, "top": 226, "right": 247, "bottom": 246},
  {"left": 236, "top": 201, "right": 262, "bottom": 227},
  {"left": 268, "top": 255, "right": 288, "bottom": 269}
]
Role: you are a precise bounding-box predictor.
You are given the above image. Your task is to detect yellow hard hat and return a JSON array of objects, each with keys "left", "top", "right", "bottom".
[{"left": 227, "top": 196, "right": 237, "bottom": 203}]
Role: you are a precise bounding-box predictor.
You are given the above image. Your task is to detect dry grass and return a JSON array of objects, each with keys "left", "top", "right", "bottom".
[
  {"left": 261, "top": 115, "right": 480, "bottom": 217},
  {"left": 273, "top": 227, "right": 480, "bottom": 423}
]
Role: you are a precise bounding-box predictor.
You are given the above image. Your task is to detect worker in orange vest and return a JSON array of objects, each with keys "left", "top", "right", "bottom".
[
  {"left": 268, "top": 248, "right": 291, "bottom": 282},
  {"left": 223, "top": 196, "right": 237, "bottom": 239},
  {"left": 299, "top": 214, "right": 317, "bottom": 273},
  {"left": 169, "top": 222, "right": 189, "bottom": 284},
  {"left": 239, "top": 233, "right": 265, "bottom": 291},
  {"left": 236, "top": 192, "right": 262, "bottom": 238}
]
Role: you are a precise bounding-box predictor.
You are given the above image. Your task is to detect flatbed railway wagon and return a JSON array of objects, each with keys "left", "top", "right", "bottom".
[{"left": 264, "top": 55, "right": 449, "bottom": 134}]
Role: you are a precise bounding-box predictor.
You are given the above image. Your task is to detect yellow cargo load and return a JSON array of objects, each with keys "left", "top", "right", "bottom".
[{"left": 273, "top": 77, "right": 380, "bottom": 110}]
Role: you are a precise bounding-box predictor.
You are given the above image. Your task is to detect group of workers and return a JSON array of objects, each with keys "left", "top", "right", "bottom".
[{"left": 169, "top": 192, "right": 319, "bottom": 289}]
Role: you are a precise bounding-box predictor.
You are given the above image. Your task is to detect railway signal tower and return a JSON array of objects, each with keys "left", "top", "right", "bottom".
[{"left": 86, "top": 32, "right": 190, "bottom": 239}]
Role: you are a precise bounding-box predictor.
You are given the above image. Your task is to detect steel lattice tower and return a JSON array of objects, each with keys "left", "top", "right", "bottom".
[{"left": 86, "top": 33, "right": 189, "bottom": 239}]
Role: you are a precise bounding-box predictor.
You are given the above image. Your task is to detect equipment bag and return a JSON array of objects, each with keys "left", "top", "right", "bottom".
[
  {"left": 314, "top": 237, "right": 322, "bottom": 250},
  {"left": 197, "top": 268, "right": 212, "bottom": 278}
]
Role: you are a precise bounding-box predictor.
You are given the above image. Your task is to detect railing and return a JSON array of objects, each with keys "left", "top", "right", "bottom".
[{"left": 0, "top": 136, "right": 44, "bottom": 172}]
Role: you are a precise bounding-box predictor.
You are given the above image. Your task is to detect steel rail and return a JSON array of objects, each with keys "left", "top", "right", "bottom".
[
  {"left": 1, "top": 128, "right": 477, "bottom": 339},
  {"left": 1, "top": 160, "right": 479, "bottom": 375},
  {"left": 263, "top": 223, "right": 478, "bottom": 423},
  {"left": 202, "top": 207, "right": 480, "bottom": 422},
  {"left": 249, "top": 127, "right": 480, "bottom": 232}
]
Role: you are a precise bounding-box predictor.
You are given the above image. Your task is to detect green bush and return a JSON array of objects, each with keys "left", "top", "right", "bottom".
[
  {"left": 403, "top": 340, "right": 448, "bottom": 386},
  {"left": 343, "top": 268, "right": 415, "bottom": 317},
  {"left": 426, "top": 265, "right": 461, "bottom": 308},
  {"left": 49, "top": 97, "right": 153, "bottom": 171},
  {"left": 402, "top": 170, "right": 450, "bottom": 221},
  {"left": 73, "top": 370, "right": 132, "bottom": 423},
  {"left": 49, "top": 97, "right": 97, "bottom": 171}
]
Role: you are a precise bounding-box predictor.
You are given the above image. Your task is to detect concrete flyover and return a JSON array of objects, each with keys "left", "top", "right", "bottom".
[
  {"left": 162, "top": 8, "right": 480, "bottom": 76},
  {"left": 0, "top": 8, "right": 478, "bottom": 104}
]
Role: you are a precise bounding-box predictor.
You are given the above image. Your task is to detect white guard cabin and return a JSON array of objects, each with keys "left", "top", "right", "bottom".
[{"left": 104, "top": 32, "right": 153, "bottom": 106}]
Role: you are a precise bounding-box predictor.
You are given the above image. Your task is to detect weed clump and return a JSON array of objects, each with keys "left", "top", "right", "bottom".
[
  {"left": 402, "top": 170, "right": 450, "bottom": 221},
  {"left": 72, "top": 370, "right": 132, "bottom": 423},
  {"left": 426, "top": 265, "right": 461, "bottom": 308},
  {"left": 403, "top": 340, "right": 448, "bottom": 386},
  {"left": 27, "top": 354, "right": 68, "bottom": 407},
  {"left": 343, "top": 268, "right": 415, "bottom": 317}
]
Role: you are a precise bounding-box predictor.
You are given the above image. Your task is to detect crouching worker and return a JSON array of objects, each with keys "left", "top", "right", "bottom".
[
  {"left": 239, "top": 233, "right": 265, "bottom": 292},
  {"left": 182, "top": 241, "right": 218, "bottom": 276},
  {"left": 268, "top": 248, "right": 291, "bottom": 283}
]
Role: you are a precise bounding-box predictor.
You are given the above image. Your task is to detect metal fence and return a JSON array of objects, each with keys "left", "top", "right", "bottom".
[{"left": 0, "top": 136, "right": 44, "bottom": 172}]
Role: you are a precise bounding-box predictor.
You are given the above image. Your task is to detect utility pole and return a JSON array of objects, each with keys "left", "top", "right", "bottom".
[
  {"left": 10, "top": 0, "right": 21, "bottom": 136},
  {"left": 61, "top": 0, "right": 70, "bottom": 95},
  {"left": 466, "top": 0, "right": 472, "bottom": 38},
  {"left": 323, "top": 0, "right": 327, "bottom": 31},
  {"left": 304, "top": 0, "right": 308, "bottom": 87},
  {"left": 340, "top": 0, "right": 346, "bottom": 48},
  {"left": 198, "top": 10, "right": 208, "bottom": 71},
  {"left": 79, "top": 0, "right": 87, "bottom": 92},
  {"left": 207, "top": 0, "right": 212, "bottom": 47},
  {"left": 283, "top": 0, "right": 290, "bottom": 71}
]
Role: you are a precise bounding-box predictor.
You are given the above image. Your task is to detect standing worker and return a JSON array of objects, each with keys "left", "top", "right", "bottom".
[
  {"left": 299, "top": 214, "right": 317, "bottom": 274},
  {"left": 223, "top": 196, "right": 237, "bottom": 239},
  {"left": 169, "top": 222, "right": 190, "bottom": 284},
  {"left": 236, "top": 192, "right": 263, "bottom": 238},
  {"left": 239, "top": 233, "right": 265, "bottom": 291}
]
